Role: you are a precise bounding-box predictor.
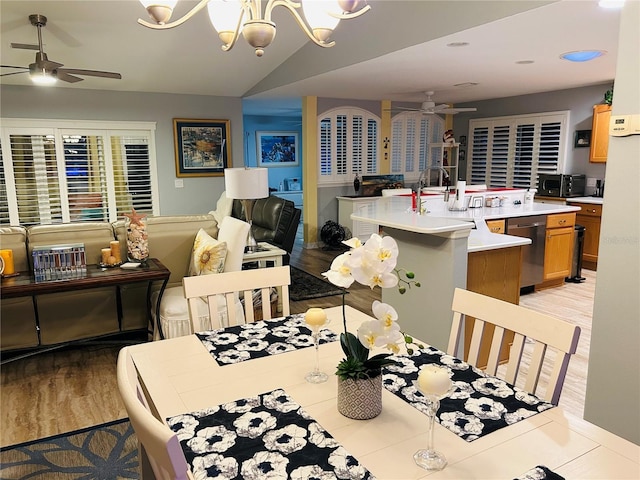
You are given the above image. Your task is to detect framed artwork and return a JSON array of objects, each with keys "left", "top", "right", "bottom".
[
  {"left": 256, "top": 131, "right": 299, "bottom": 167},
  {"left": 174, "top": 118, "right": 231, "bottom": 177},
  {"left": 574, "top": 129, "right": 591, "bottom": 148}
]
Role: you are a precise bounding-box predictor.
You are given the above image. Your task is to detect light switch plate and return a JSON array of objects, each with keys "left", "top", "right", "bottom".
[{"left": 174, "top": 179, "right": 184, "bottom": 188}]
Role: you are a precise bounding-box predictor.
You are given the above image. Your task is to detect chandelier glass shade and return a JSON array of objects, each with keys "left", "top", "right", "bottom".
[{"left": 138, "top": 0, "right": 370, "bottom": 57}]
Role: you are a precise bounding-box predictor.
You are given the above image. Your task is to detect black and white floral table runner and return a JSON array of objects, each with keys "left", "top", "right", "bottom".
[
  {"left": 196, "top": 314, "right": 338, "bottom": 366},
  {"left": 515, "top": 465, "right": 565, "bottom": 480},
  {"left": 382, "top": 346, "right": 554, "bottom": 442},
  {"left": 166, "top": 388, "right": 374, "bottom": 480}
]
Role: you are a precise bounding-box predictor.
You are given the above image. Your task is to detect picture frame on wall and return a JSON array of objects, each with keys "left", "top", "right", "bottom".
[
  {"left": 256, "top": 131, "right": 299, "bottom": 167},
  {"left": 174, "top": 118, "right": 231, "bottom": 177},
  {"left": 574, "top": 129, "right": 591, "bottom": 148}
]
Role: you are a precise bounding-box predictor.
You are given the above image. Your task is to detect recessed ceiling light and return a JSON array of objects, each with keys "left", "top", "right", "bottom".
[
  {"left": 447, "top": 42, "right": 469, "bottom": 47},
  {"left": 516, "top": 60, "right": 535, "bottom": 64},
  {"left": 560, "top": 50, "right": 606, "bottom": 62},
  {"left": 453, "top": 82, "right": 478, "bottom": 88}
]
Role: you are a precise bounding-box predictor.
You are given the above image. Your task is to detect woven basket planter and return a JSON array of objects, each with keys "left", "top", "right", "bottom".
[{"left": 337, "top": 374, "right": 382, "bottom": 420}]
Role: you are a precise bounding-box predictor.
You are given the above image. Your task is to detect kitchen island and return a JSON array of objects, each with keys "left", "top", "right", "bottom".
[{"left": 351, "top": 195, "right": 580, "bottom": 351}]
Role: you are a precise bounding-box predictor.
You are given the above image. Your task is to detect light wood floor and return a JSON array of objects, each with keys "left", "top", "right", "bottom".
[{"left": 0, "top": 245, "right": 594, "bottom": 448}]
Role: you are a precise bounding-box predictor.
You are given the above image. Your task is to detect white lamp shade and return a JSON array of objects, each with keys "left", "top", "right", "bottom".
[
  {"left": 207, "top": 0, "right": 243, "bottom": 33},
  {"left": 224, "top": 167, "right": 269, "bottom": 199},
  {"left": 139, "top": 0, "right": 178, "bottom": 8},
  {"left": 302, "top": 0, "right": 341, "bottom": 31}
]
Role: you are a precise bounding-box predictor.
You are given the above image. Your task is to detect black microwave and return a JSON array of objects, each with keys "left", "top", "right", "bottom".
[{"left": 538, "top": 174, "right": 586, "bottom": 198}]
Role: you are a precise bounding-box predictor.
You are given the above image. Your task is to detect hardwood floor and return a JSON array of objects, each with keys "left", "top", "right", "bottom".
[{"left": 0, "top": 245, "right": 594, "bottom": 448}]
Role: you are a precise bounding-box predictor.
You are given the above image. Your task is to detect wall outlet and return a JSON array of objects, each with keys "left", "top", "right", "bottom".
[
  {"left": 586, "top": 177, "right": 597, "bottom": 187},
  {"left": 174, "top": 179, "right": 184, "bottom": 188}
]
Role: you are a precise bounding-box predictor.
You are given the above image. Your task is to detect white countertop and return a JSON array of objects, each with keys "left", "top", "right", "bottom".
[
  {"left": 351, "top": 196, "right": 579, "bottom": 252},
  {"left": 566, "top": 196, "right": 604, "bottom": 205}
]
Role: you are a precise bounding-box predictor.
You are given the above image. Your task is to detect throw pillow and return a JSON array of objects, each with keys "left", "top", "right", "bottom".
[{"left": 189, "top": 228, "right": 227, "bottom": 276}]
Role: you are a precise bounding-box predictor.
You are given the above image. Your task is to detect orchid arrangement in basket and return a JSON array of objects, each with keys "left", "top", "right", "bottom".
[{"left": 322, "top": 233, "right": 422, "bottom": 381}]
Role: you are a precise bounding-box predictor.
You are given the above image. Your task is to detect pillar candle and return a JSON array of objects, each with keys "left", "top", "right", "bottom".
[
  {"left": 417, "top": 365, "right": 452, "bottom": 397},
  {"left": 0, "top": 249, "right": 15, "bottom": 275},
  {"left": 304, "top": 307, "right": 327, "bottom": 328},
  {"left": 110, "top": 241, "right": 122, "bottom": 263},
  {"left": 101, "top": 248, "right": 112, "bottom": 265}
]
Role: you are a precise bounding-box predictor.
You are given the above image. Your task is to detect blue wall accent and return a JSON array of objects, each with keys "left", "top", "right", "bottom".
[{"left": 242, "top": 115, "right": 303, "bottom": 192}]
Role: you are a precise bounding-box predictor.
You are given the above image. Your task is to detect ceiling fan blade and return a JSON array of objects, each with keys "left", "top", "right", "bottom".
[
  {"left": 1, "top": 65, "right": 28, "bottom": 69},
  {"left": 59, "top": 68, "right": 122, "bottom": 80},
  {"left": 11, "top": 42, "right": 40, "bottom": 51},
  {"left": 0, "top": 71, "right": 29, "bottom": 78},
  {"left": 451, "top": 107, "right": 477, "bottom": 112},
  {"left": 55, "top": 71, "right": 83, "bottom": 83}
]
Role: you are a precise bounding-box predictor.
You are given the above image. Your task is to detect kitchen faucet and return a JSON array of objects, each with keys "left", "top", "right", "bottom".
[{"left": 415, "top": 166, "right": 450, "bottom": 214}]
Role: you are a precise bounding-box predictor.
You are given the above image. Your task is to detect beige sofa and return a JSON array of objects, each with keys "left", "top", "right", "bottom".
[{"left": 0, "top": 214, "right": 220, "bottom": 353}]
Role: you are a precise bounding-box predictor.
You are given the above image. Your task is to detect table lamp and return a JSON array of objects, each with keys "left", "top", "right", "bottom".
[{"left": 224, "top": 167, "right": 269, "bottom": 253}]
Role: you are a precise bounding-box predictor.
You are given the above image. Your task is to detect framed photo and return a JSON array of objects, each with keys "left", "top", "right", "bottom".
[
  {"left": 574, "top": 129, "right": 591, "bottom": 148},
  {"left": 256, "top": 131, "right": 299, "bottom": 167},
  {"left": 174, "top": 118, "right": 231, "bottom": 177}
]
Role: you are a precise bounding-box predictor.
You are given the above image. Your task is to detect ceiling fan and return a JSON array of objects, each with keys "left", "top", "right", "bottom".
[
  {"left": 0, "top": 14, "right": 122, "bottom": 85},
  {"left": 389, "top": 91, "right": 477, "bottom": 115}
]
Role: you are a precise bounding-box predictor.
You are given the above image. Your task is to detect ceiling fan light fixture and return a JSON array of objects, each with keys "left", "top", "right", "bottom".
[
  {"left": 29, "top": 68, "right": 56, "bottom": 85},
  {"left": 560, "top": 50, "right": 606, "bottom": 62}
]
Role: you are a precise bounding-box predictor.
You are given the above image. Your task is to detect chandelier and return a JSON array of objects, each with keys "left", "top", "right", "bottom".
[{"left": 138, "top": 0, "right": 370, "bottom": 57}]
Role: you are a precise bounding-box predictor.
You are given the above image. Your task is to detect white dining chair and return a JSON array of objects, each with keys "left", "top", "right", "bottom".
[
  {"left": 183, "top": 265, "right": 291, "bottom": 332},
  {"left": 117, "top": 346, "right": 192, "bottom": 480},
  {"left": 447, "top": 288, "right": 581, "bottom": 405}
]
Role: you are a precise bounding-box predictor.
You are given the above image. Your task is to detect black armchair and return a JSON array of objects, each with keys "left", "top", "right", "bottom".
[{"left": 231, "top": 195, "right": 301, "bottom": 262}]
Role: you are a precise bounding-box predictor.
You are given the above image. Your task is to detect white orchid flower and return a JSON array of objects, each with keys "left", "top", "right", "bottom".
[
  {"left": 379, "top": 330, "right": 404, "bottom": 354},
  {"left": 351, "top": 261, "right": 399, "bottom": 289},
  {"left": 357, "top": 320, "right": 385, "bottom": 350},
  {"left": 321, "top": 252, "right": 354, "bottom": 288},
  {"left": 362, "top": 234, "right": 398, "bottom": 270},
  {"left": 342, "top": 237, "right": 362, "bottom": 249},
  {"left": 371, "top": 301, "right": 400, "bottom": 331}
]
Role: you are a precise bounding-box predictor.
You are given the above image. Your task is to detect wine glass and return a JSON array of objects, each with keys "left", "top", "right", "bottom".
[
  {"left": 304, "top": 307, "right": 329, "bottom": 384},
  {"left": 413, "top": 364, "right": 454, "bottom": 471}
]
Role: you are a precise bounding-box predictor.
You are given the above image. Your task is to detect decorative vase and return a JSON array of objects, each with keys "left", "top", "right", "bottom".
[
  {"left": 126, "top": 216, "right": 149, "bottom": 264},
  {"left": 337, "top": 374, "right": 383, "bottom": 420}
]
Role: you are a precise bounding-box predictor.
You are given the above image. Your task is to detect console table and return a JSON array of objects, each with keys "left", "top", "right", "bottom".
[{"left": 1, "top": 258, "right": 170, "bottom": 363}]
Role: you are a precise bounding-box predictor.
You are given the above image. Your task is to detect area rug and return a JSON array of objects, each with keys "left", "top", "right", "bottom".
[
  {"left": 0, "top": 418, "right": 138, "bottom": 479},
  {"left": 290, "top": 266, "right": 345, "bottom": 301}
]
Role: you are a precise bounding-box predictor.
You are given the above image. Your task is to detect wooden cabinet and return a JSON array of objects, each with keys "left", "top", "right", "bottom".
[
  {"left": 337, "top": 197, "right": 379, "bottom": 242},
  {"left": 567, "top": 201, "right": 602, "bottom": 270},
  {"left": 590, "top": 104, "right": 611, "bottom": 163},
  {"left": 542, "top": 212, "right": 576, "bottom": 283},
  {"left": 466, "top": 245, "right": 522, "bottom": 367},
  {"left": 486, "top": 219, "right": 505, "bottom": 234}
]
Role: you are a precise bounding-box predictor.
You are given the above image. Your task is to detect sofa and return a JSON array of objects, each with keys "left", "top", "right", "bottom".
[
  {"left": 0, "top": 192, "right": 303, "bottom": 353},
  {"left": 231, "top": 195, "right": 301, "bottom": 264},
  {"left": 0, "top": 215, "right": 222, "bottom": 353}
]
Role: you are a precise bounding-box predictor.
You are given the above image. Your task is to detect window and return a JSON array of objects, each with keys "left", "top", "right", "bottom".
[
  {"left": 0, "top": 119, "right": 158, "bottom": 226},
  {"left": 318, "top": 108, "right": 379, "bottom": 185},
  {"left": 390, "top": 112, "right": 445, "bottom": 182},
  {"left": 467, "top": 111, "right": 568, "bottom": 188}
]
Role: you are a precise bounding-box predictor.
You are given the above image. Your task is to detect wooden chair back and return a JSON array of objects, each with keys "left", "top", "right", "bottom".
[
  {"left": 116, "top": 347, "right": 191, "bottom": 480},
  {"left": 447, "top": 288, "right": 581, "bottom": 405},
  {"left": 182, "top": 265, "right": 291, "bottom": 332}
]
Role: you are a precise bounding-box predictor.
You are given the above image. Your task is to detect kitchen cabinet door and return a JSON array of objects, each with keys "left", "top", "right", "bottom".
[
  {"left": 486, "top": 219, "right": 505, "bottom": 234},
  {"left": 590, "top": 104, "right": 611, "bottom": 163},
  {"left": 577, "top": 214, "right": 601, "bottom": 269},
  {"left": 543, "top": 226, "right": 574, "bottom": 281}
]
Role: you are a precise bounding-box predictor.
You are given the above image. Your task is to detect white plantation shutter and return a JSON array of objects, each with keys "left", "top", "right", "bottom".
[
  {"left": 318, "top": 108, "right": 380, "bottom": 185},
  {"left": 390, "top": 112, "right": 445, "bottom": 182},
  {"left": 467, "top": 111, "right": 568, "bottom": 188},
  {"left": 0, "top": 141, "right": 8, "bottom": 224},
  {"left": 0, "top": 119, "right": 158, "bottom": 226}
]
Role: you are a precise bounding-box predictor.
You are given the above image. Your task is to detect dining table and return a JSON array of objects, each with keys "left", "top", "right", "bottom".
[{"left": 126, "top": 305, "right": 640, "bottom": 479}]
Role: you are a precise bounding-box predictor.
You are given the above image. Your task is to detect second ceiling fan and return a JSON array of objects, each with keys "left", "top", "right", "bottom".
[{"left": 390, "top": 91, "right": 477, "bottom": 115}]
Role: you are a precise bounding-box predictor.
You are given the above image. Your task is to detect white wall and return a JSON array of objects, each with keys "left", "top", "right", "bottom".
[
  {"left": 0, "top": 85, "right": 244, "bottom": 215},
  {"left": 583, "top": 1, "right": 640, "bottom": 445}
]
